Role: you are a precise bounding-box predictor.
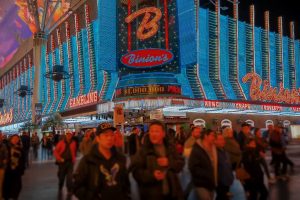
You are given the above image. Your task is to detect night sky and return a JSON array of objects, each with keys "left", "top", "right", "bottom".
[{"left": 200, "top": 0, "right": 300, "bottom": 38}]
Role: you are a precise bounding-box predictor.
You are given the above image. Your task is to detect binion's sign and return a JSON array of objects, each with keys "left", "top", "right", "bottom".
[
  {"left": 121, "top": 6, "right": 174, "bottom": 68},
  {"left": 243, "top": 73, "right": 300, "bottom": 104},
  {"left": 121, "top": 48, "right": 174, "bottom": 68}
]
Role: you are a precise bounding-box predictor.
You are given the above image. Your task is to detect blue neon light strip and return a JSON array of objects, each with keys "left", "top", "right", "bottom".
[
  {"left": 269, "top": 32, "right": 277, "bottom": 87},
  {"left": 255, "top": 28, "right": 262, "bottom": 76},
  {"left": 283, "top": 37, "right": 290, "bottom": 88}
]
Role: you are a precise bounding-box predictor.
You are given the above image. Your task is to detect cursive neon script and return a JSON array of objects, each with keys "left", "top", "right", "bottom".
[
  {"left": 125, "top": 7, "right": 162, "bottom": 40},
  {"left": 242, "top": 73, "right": 300, "bottom": 104},
  {"left": 125, "top": 53, "right": 169, "bottom": 64}
]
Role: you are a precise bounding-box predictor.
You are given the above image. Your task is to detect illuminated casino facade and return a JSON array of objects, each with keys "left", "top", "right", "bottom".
[{"left": 0, "top": 0, "right": 300, "bottom": 130}]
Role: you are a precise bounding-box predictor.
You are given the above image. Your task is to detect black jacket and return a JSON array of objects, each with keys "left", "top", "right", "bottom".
[
  {"left": 242, "top": 148, "right": 264, "bottom": 183},
  {"left": 73, "top": 145, "right": 130, "bottom": 200},
  {"left": 130, "top": 135, "right": 184, "bottom": 200},
  {"left": 189, "top": 142, "right": 215, "bottom": 190}
]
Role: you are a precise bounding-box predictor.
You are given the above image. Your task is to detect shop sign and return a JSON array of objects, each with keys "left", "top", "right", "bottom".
[
  {"left": 261, "top": 105, "right": 283, "bottom": 111},
  {"left": 0, "top": 108, "right": 13, "bottom": 125},
  {"left": 292, "top": 107, "right": 300, "bottom": 112},
  {"left": 115, "top": 85, "right": 181, "bottom": 98},
  {"left": 114, "top": 104, "right": 125, "bottom": 125},
  {"left": 121, "top": 48, "right": 174, "bottom": 68},
  {"left": 150, "top": 110, "right": 164, "bottom": 120},
  {"left": 242, "top": 72, "right": 300, "bottom": 104},
  {"left": 204, "top": 100, "right": 221, "bottom": 108},
  {"left": 69, "top": 91, "right": 99, "bottom": 108},
  {"left": 234, "top": 103, "right": 251, "bottom": 110}
]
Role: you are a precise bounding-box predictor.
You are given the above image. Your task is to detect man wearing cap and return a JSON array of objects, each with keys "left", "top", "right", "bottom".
[
  {"left": 237, "top": 122, "right": 252, "bottom": 151},
  {"left": 53, "top": 131, "right": 77, "bottom": 196},
  {"left": 73, "top": 122, "right": 130, "bottom": 200}
]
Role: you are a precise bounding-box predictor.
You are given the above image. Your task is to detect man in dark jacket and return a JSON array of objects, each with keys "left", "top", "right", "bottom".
[
  {"left": 131, "top": 120, "right": 184, "bottom": 200},
  {"left": 237, "top": 122, "right": 252, "bottom": 151},
  {"left": 73, "top": 122, "right": 130, "bottom": 200},
  {"left": 189, "top": 129, "right": 217, "bottom": 200},
  {"left": 215, "top": 134, "right": 234, "bottom": 200}
]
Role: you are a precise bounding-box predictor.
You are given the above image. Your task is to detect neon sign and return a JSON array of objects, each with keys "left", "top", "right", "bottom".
[
  {"left": 235, "top": 103, "right": 251, "bottom": 110},
  {"left": 262, "top": 105, "right": 283, "bottom": 111},
  {"left": 242, "top": 73, "right": 300, "bottom": 104},
  {"left": 0, "top": 109, "right": 13, "bottom": 125},
  {"left": 204, "top": 100, "right": 221, "bottom": 108},
  {"left": 115, "top": 85, "right": 181, "bottom": 98},
  {"left": 121, "top": 48, "right": 173, "bottom": 68},
  {"left": 125, "top": 7, "right": 162, "bottom": 41},
  {"left": 69, "top": 91, "right": 99, "bottom": 108}
]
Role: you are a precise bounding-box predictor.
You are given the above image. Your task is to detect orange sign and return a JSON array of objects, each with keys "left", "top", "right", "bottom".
[
  {"left": 0, "top": 109, "right": 13, "bottom": 125},
  {"left": 125, "top": 7, "right": 162, "bottom": 40},
  {"left": 242, "top": 73, "right": 300, "bottom": 104}
]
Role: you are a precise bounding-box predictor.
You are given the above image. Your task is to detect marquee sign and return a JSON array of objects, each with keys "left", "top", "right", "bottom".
[
  {"left": 69, "top": 91, "right": 99, "bottom": 109},
  {"left": 115, "top": 85, "right": 181, "bottom": 98},
  {"left": 0, "top": 109, "right": 13, "bottom": 126},
  {"left": 121, "top": 48, "right": 174, "bottom": 68},
  {"left": 242, "top": 72, "right": 300, "bottom": 104}
]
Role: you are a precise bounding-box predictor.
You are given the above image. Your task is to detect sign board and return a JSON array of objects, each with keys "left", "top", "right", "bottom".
[
  {"left": 69, "top": 91, "right": 99, "bottom": 109},
  {"left": 34, "top": 103, "right": 43, "bottom": 125},
  {"left": 121, "top": 48, "right": 174, "bottom": 68},
  {"left": 114, "top": 104, "right": 125, "bottom": 125},
  {"left": 115, "top": 85, "right": 181, "bottom": 98},
  {"left": 150, "top": 110, "right": 163, "bottom": 120},
  {"left": 0, "top": 109, "right": 13, "bottom": 126}
]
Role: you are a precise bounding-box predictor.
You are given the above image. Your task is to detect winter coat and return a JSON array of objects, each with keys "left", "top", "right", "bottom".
[
  {"left": 3, "top": 143, "right": 25, "bottom": 199},
  {"left": 241, "top": 148, "right": 264, "bottom": 183},
  {"left": 73, "top": 145, "right": 130, "bottom": 200},
  {"left": 188, "top": 141, "right": 217, "bottom": 191},
  {"left": 53, "top": 139, "right": 77, "bottom": 164},
  {"left": 224, "top": 138, "right": 241, "bottom": 167},
  {"left": 217, "top": 148, "right": 234, "bottom": 187},
  {"left": 130, "top": 135, "right": 184, "bottom": 200},
  {"left": 0, "top": 142, "right": 8, "bottom": 168}
]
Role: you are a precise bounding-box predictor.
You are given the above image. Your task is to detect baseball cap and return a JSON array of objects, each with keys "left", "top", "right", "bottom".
[{"left": 96, "top": 122, "right": 116, "bottom": 135}]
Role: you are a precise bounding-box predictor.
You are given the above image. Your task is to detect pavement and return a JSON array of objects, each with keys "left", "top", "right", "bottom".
[{"left": 18, "top": 141, "right": 300, "bottom": 200}]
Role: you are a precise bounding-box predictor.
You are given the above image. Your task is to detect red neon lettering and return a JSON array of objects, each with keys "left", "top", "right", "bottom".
[
  {"left": 125, "top": 7, "right": 162, "bottom": 40},
  {"left": 242, "top": 73, "right": 300, "bottom": 104}
]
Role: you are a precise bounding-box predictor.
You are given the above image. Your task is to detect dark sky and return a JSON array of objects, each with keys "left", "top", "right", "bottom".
[{"left": 200, "top": 0, "right": 300, "bottom": 38}]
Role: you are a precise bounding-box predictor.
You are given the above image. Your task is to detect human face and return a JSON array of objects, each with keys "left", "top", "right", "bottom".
[
  {"left": 255, "top": 129, "right": 262, "bottom": 138},
  {"left": 98, "top": 129, "right": 115, "bottom": 149},
  {"left": 215, "top": 135, "right": 225, "bottom": 148},
  {"left": 149, "top": 124, "right": 165, "bottom": 145},
  {"left": 268, "top": 125, "right": 274, "bottom": 131},
  {"left": 242, "top": 126, "right": 250, "bottom": 134},
  {"left": 204, "top": 131, "right": 215, "bottom": 145},
  {"left": 10, "top": 135, "right": 20, "bottom": 145},
  {"left": 65, "top": 132, "right": 73, "bottom": 141},
  {"left": 192, "top": 127, "right": 202, "bottom": 139}
]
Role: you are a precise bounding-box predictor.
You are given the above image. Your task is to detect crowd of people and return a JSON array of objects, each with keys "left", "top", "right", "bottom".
[{"left": 0, "top": 120, "right": 295, "bottom": 200}]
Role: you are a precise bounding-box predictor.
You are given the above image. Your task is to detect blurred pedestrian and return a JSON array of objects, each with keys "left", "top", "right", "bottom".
[
  {"left": 79, "top": 129, "right": 93, "bottom": 156},
  {"left": 131, "top": 120, "right": 184, "bottom": 200},
  {"left": 3, "top": 135, "right": 25, "bottom": 200},
  {"left": 189, "top": 129, "right": 217, "bottom": 200},
  {"left": 53, "top": 131, "right": 77, "bottom": 197},
  {"left": 31, "top": 132, "right": 40, "bottom": 160},
  {"left": 0, "top": 131, "right": 8, "bottom": 200},
  {"left": 20, "top": 132, "right": 30, "bottom": 168}
]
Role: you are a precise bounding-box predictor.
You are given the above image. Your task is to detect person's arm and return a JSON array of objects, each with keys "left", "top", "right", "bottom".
[
  {"left": 73, "top": 157, "right": 89, "bottom": 198},
  {"left": 53, "top": 141, "right": 64, "bottom": 162},
  {"left": 130, "top": 151, "right": 158, "bottom": 184}
]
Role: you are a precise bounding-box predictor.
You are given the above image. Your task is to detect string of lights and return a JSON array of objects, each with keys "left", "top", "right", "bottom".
[
  {"left": 49, "top": 34, "right": 57, "bottom": 113},
  {"left": 75, "top": 14, "right": 85, "bottom": 96},
  {"left": 85, "top": 4, "right": 97, "bottom": 92},
  {"left": 276, "top": 17, "right": 284, "bottom": 86},
  {"left": 57, "top": 27, "right": 66, "bottom": 111},
  {"left": 66, "top": 21, "right": 75, "bottom": 99},
  {"left": 289, "top": 22, "right": 296, "bottom": 90}
]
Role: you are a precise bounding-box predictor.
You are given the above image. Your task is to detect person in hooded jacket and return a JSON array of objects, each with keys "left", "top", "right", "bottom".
[
  {"left": 3, "top": 134, "right": 25, "bottom": 200},
  {"left": 73, "top": 122, "right": 130, "bottom": 200},
  {"left": 130, "top": 120, "right": 184, "bottom": 200}
]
